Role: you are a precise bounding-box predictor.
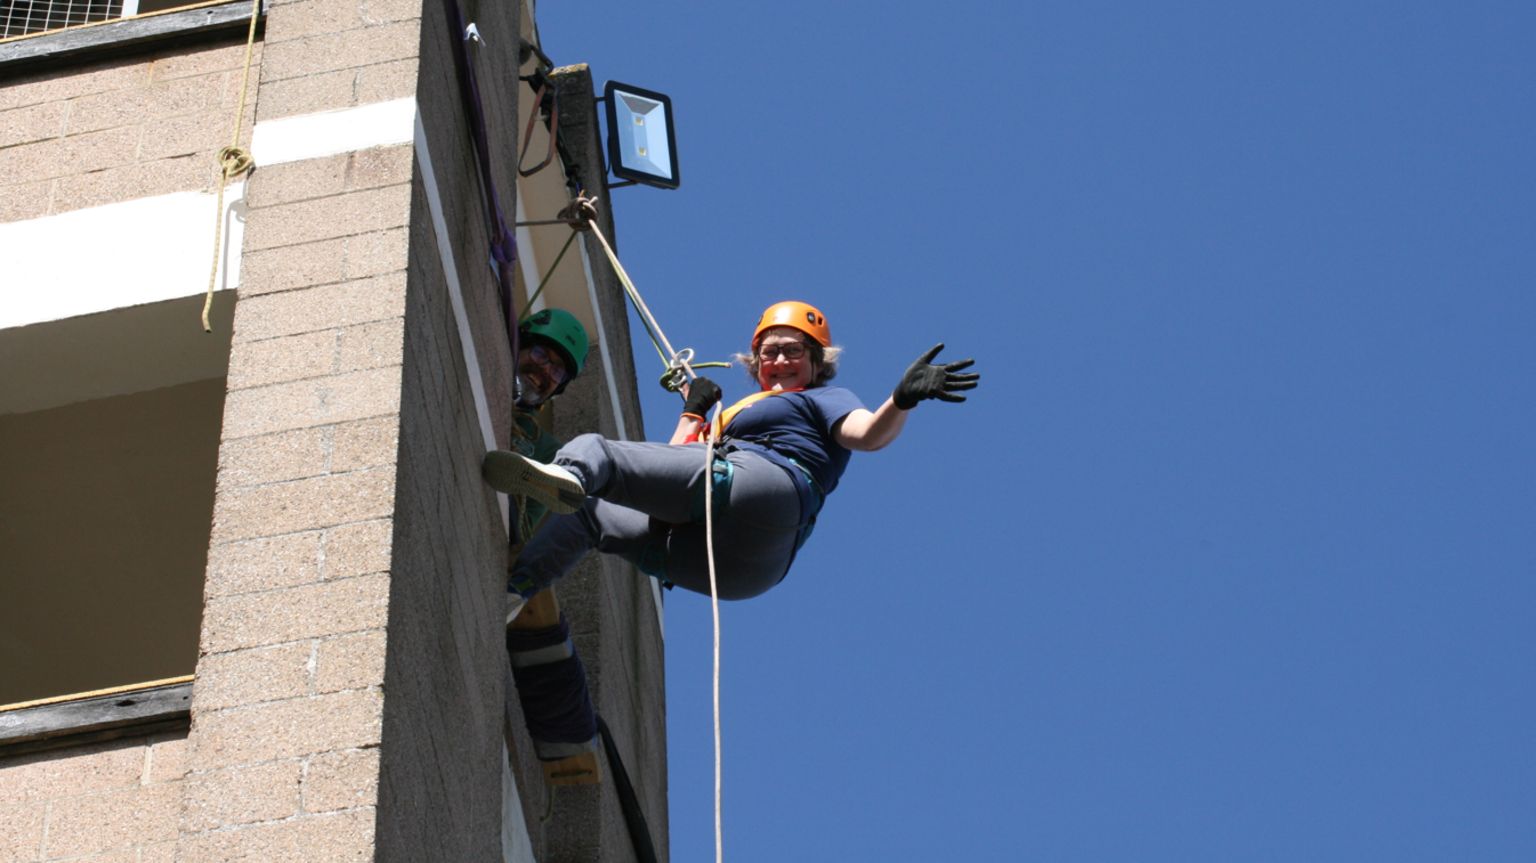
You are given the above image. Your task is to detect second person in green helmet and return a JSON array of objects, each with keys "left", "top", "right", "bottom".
[{"left": 507, "top": 308, "right": 590, "bottom": 528}]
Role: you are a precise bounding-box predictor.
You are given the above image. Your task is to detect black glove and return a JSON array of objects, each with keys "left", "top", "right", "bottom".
[
  {"left": 892, "top": 343, "right": 979, "bottom": 410},
  {"left": 681, "top": 376, "right": 722, "bottom": 418}
]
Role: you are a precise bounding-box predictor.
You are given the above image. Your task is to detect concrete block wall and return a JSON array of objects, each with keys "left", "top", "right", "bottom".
[
  {"left": 372, "top": 174, "right": 509, "bottom": 861},
  {"left": 256, "top": 0, "right": 420, "bottom": 122},
  {"left": 367, "top": 1, "right": 523, "bottom": 858},
  {"left": 0, "top": 39, "right": 259, "bottom": 224},
  {"left": 178, "top": 0, "right": 423, "bottom": 858},
  {"left": 0, "top": 735, "right": 187, "bottom": 861}
]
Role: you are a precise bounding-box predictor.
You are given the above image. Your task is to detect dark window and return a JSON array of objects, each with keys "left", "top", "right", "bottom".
[{"left": 0, "top": 293, "right": 232, "bottom": 708}]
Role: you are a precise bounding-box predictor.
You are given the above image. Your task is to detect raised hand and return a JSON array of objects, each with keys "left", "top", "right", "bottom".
[{"left": 891, "top": 343, "right": 979, "bottom": 409}]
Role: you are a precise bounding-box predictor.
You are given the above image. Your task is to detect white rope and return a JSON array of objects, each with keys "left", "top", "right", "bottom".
[
  {"left": 573, "top": 215, "right": 726, "bottom": 859},
  {"left": 702, "top": 399, "right": 725, "bottom": 863}
]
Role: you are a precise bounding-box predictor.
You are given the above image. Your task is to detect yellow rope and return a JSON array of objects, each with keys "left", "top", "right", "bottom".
[
  {"left": 520, "top": 228, "right": 579, "bottom": 321},
  {"left": 201, "top": 0, "right": 263, "bottom": 332}
]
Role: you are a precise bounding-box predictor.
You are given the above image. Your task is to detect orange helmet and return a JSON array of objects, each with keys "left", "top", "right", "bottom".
[{"left": 752, "top": 301, "right": 831, "bottom": 348}]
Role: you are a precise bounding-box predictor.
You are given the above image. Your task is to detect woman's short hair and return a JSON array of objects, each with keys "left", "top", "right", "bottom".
[{"left": 734, "top": 341, "right": 842, "bottom": 387}]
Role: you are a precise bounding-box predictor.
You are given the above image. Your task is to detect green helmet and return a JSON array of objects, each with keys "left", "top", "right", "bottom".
[{"left": 520, "top": 308, "right": 589, "bottom": 393}]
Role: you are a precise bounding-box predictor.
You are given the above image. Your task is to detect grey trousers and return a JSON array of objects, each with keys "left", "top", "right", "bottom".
[{"left": 511, "top": 433, "right": 805, "bottom": 600}]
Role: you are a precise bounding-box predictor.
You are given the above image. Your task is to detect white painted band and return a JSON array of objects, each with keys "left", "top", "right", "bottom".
[
  {"left": 0, "top": 186, "right": 244, "bottom": 330},
  {"left": 413, "top": 108, "right": 510, "bottom": 532},
  {"left": 252, "top": 98, "right": 416, "bottom": 168},
  {"left": 1, "top": 98, "right": 420, "bottom": 332}
]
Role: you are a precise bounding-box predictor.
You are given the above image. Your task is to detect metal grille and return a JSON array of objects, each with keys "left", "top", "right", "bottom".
[{"left": 0, "top": 0, "right": 127, "bottom": 39}]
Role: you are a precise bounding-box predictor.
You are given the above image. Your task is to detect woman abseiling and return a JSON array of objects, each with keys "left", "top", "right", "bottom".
[{"left": 482, "top": 300, "right": 980, "bottom": 600}]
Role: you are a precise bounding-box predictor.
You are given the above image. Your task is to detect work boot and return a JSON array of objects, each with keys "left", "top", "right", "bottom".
[{"left": 482, "top": 450, "right": 586, "bottom": 514}]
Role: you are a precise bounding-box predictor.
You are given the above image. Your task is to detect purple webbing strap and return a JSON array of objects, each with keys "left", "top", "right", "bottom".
[{"left": 442, "top": 0, "right": 521, "bottom": 365}]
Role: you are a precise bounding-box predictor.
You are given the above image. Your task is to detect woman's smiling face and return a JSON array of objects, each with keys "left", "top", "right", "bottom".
[{"left": 755, "top": 326, "right": 816, "bottom": 392}]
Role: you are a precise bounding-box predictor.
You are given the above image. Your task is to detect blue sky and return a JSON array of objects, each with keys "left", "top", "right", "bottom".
[{"left": 536, "top": 2, "right": 1535, "bottom": 859}]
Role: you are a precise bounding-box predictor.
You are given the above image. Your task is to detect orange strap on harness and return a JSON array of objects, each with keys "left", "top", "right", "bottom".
[{"left": 684, "top": 388, "right": 803, "bottom": 443}]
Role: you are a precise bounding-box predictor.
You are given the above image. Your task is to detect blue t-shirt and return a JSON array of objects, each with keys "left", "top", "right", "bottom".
[{"left": 723, "top": 386, "right": 865, "bottom": 495}]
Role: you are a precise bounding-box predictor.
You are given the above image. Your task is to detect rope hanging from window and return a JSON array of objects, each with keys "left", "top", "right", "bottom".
[{"left": 199, "top": 0, "right": 261, "bottom": 332}]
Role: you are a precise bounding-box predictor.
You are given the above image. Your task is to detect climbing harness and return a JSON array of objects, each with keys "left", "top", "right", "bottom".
[
  {"left": 199, "top": 0, "right": 261, "bottom": 332},
  {"left": 715, "top": 434, "right": 824, "bottom": 571},
  {"left": 712, "top": 389, "right": 784, "bottom": 435},
  {"left": 689, "top": 451, "right": 736, "bottom": 522}
]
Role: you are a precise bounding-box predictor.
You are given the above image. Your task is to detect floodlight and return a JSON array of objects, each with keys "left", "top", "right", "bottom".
[{"left": 603, "top": 80, "right": 680, "bottom": 190}]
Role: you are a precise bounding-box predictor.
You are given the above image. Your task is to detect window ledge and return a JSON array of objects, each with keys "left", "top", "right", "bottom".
[
  {"left": 0, "top": 0, "right": 265, "bottom": 75},
  {"left": 0, "top": 681, "right": 192, "bottom": 757}
]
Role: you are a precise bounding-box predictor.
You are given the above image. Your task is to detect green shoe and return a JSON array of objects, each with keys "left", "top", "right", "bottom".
[{"left": 483, "top": 450, "right": 586, "bottom": 514}]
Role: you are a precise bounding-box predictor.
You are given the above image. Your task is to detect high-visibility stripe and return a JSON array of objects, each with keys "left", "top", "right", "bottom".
[{"left": 509, "top": 640, "right": 576, "bottom": 669}]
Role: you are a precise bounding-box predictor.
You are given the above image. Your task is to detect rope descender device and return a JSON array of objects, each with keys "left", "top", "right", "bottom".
[
  {"left": 660, "top": 349, "right": 694, "bottom": 392},
  {"left": 660, "top": 349, "right": 731, "bottom": 393}
]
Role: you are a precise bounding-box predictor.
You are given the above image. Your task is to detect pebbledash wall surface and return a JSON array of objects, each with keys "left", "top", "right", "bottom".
[{"left": 0, "top": 1, "right": 668, "bottom": 861}]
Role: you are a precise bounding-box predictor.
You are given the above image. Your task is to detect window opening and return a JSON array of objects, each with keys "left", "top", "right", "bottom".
[
  {"left": 1, "top": 0, "right": 210, "bottom": 41},
  {"left": 0, "top": 292, "right": 232, "bottom": 708}
]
